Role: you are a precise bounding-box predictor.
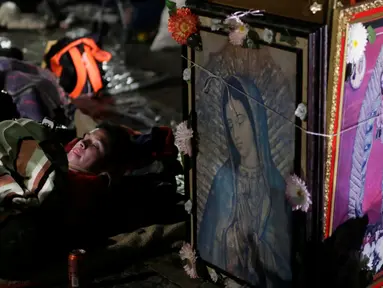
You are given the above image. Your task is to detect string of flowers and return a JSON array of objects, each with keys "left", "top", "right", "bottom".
[
  {"left": 166, "top": 1, "right": 298, "bottom": 51},
  {"left": 210, "top": 16, "right": 298, "bottom": 48},
  {"left": 173, "top": 121, "right": 194, "bottom": 216}
]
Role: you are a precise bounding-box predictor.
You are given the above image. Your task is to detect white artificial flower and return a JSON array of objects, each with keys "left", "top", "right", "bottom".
[
  {"left": 229, "top": 24, "right": 249, "bottom": 46},
  {"left": 347, "top": 23, "right": 368, "bottom": 64},
  {"left": 175, "top": 121, "right": 193, "bottom": 156},
  {"left": 183, "top": 68, "right": 191, "bottom": 81},
  {"left": 224, "top": 16, "right": 243, "bottom": 28},
  {"left": 207, "top": 267, "right": 218, "bottom": 283},
  {"left": 179, "top": 242, "right": 197, "bottom": 262},
  {"left": 263, "top": 28, "right": 273, "bottom": 44},
  {"left": 285, "top": 174, "right": 312, "bottom": 212},
  {"left": 184, "top": 200, "right": 192, "bottom": 214},
  {"left": 211, "top": 18, "right": 222, "bottom": 31},
  {"left": 184, "top": 263, "right": 198, "bottom": 278},
  {"left": 310, "top": 2, "right": 323, "bottom": 14},
  {"left": 295, "top": 103, "right": 307, "bottom": 120},
  {"left": 179, "top": 243, "right": 198, "bottom": 279}
]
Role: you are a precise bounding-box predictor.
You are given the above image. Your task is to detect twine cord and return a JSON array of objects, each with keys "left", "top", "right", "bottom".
[{"left": 182, "top": 55, "right": 379, "bottom": 139}]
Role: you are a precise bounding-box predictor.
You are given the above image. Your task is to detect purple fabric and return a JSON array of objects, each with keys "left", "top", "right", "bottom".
[{"left": 0, "top": 57, "right": 70, "bottom": 122}]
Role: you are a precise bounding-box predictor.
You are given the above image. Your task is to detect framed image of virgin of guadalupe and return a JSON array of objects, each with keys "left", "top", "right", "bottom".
[{"left": 181, "top": 2, "right": 327, "bottom": 287}]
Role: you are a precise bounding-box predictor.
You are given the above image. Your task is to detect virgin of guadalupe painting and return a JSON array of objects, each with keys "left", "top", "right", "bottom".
[
  {"left": 193, "top": 31, "right": 298, "bottom": 287},
  {"left": 326, "top": 6, "right": 383, "bottom": 276}
]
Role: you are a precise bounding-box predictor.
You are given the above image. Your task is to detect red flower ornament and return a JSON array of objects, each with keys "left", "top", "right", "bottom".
[{"left": 168, "top": 8, "right": 199, "bottom": 45}]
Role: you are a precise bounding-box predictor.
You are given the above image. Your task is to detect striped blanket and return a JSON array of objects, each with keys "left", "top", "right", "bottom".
[{"left": 0, "top": 118, "right": 68, "bottom": 224}]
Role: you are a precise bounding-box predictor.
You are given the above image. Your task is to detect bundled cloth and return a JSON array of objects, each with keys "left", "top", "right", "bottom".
[
  {"left": 0, "top": 118, "right": 183, "bottom": 279},
  {"left": 0, "top": 57, "right": 72, "bottom": 125},
  {"left": 0, "top": 118, "right": 68, "bottom": 225}
]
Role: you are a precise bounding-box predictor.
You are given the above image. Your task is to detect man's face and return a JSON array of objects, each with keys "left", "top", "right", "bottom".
[{"left": 67, "top": 128, "right": 110, "bottom": 173}]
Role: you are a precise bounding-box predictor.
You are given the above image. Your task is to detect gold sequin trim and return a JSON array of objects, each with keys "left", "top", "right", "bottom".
[{"left": 324, "top": 0, "right": 383, "bottom": 237}]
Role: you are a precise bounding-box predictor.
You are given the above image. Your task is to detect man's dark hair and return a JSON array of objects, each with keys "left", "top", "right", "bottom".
[{"left": 96, "top": 122, "right": 134, "bottom": 165}]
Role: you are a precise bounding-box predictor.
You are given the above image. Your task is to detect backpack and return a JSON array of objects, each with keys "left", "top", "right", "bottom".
[
  {"left": 0, "top": 57, "right": 71, "bottom": 125},
  {"left": 44, "top": 37, "right": 112, "bottom": 99}
]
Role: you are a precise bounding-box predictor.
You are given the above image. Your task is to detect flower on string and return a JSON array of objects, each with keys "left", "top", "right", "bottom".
[
  {"left": 310, "top": 1, "right": 323, "bottom": 14},
  {"left": 179, "top": 243, "right": 198, "bottom": 279},
  {"left": 295, "top": 103, "right": 307, "bottom": 121},
  {"left": 229, "top": 24, "right": 249, "bottom": 46},
  {"left": 224, "top": 10, "right": 263, "bottom": 27},
  {"left": 175, "top": 121, "right": 193, "bottom": 156},
  {"left": 179, "top": 242, "right": 196, "bottom": 261},
  {"left": 184, "top": 262, "right": 198, "bottom": 279},
  {"left": 263, "top": 28, "right": 274, "bottom": 44},
  {"left": 207, "top": 267, "right": 218, "bottom": 283},
  {"left": 224, "top": 12, "right": 250, "bottom": 46},
  {"left": 346, "top": 23, "right": 368, "bottom": 64},
  {"left": 183, "top": 68, "right": 191, "bottom": 81},
  {"left": 184, "top": 199, "right": 192, "bottom": 214},
  {"left": 285, "top": 174, "right": 312, "bottom": 212},
  {"left": 211, "top": 18, "right": 222, "bottom": 31},
  {"left": 224, "top": 15, "right": 242, "bottom": 28},
  {"left": 184, "top": 262, "right": 198, "bottom": 278},
  {"left": 168, "top": 8, "right": 199, "bottom": 45}
]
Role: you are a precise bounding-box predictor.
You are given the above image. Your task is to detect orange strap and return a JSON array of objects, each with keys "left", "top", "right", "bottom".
[
  {"left": 83, "top": 45, "right": 103, "bottom": 94},
  {"left": 68, "top": 48, "right": 87, "bottom": 99},
  {"left": 49, "top": 38, "right": 112, "bottom": 99}
]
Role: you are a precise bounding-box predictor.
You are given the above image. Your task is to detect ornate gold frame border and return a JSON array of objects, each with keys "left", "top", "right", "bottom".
[{"left": 324, "top": 0, "right": 383, "bottom": 237}]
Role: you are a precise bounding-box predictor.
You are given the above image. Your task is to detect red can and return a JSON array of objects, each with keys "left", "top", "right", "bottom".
[{"left": 68, "top": 249, "right": 86, "bottom": 288}]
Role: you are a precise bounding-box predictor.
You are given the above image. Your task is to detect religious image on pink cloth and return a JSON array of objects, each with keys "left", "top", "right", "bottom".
[{"left": 332, "top": 20, "right": 383, "bottom": 273}]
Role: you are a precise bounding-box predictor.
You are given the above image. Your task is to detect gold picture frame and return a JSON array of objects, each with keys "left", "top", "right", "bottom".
[
  {"left": 205, "top": 0, "right": 350, "bottom": 24},
  {"left": 182, "top": 3, "right": 327, "bottom": 285},
  {"left": 325, "top": 0, "right": 383, "bottom": 275}
]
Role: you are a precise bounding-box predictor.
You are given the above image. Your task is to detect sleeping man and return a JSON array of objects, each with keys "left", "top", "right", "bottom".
[
  {"left": 0, "top": 118, "right": 182, "bottom": 279},
  {"left": 0, "top": 119, "right": 131, "bottom": 222}
]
